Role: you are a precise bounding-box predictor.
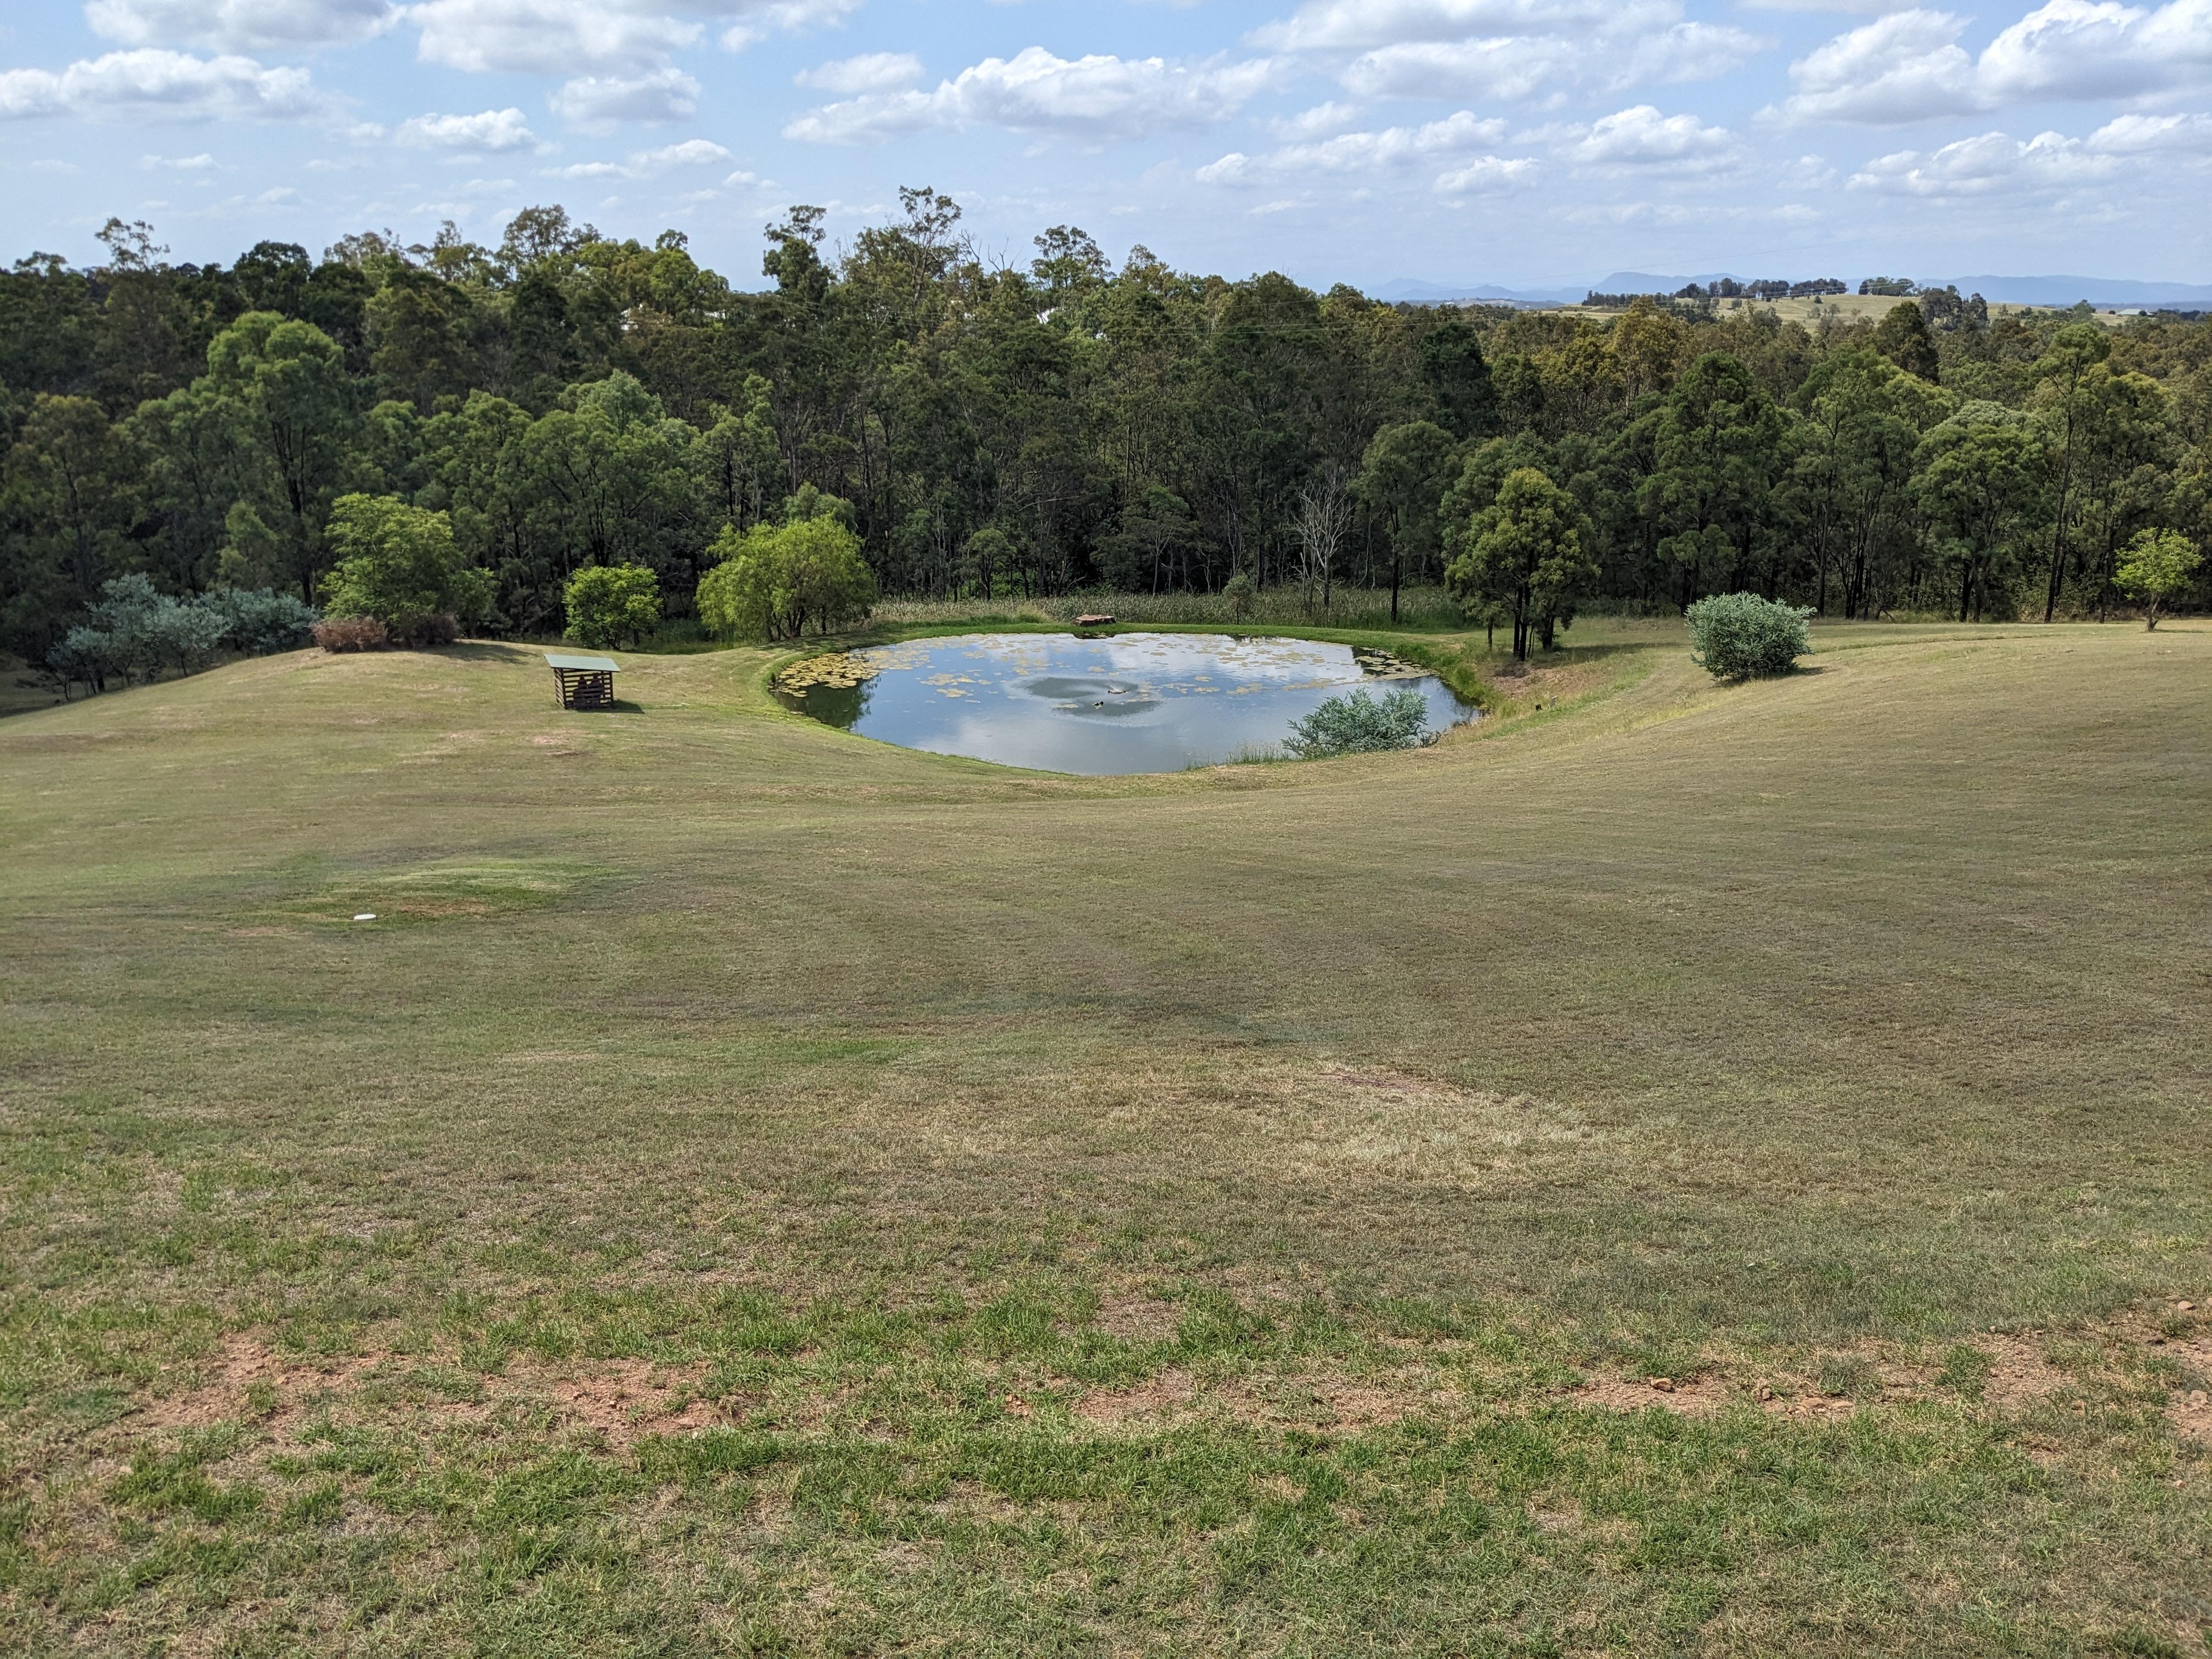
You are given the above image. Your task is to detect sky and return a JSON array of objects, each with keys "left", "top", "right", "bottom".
[{"left": 1, "top": 0, "right": 2208, "bottom": 291}]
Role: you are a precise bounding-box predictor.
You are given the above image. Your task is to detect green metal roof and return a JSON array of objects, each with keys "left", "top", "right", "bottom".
[{"left": 544, "top": 653, "right": 620, "bottom": 672}]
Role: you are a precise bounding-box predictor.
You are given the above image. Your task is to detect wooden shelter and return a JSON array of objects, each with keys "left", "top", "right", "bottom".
[{"left": 545, "top": 652, "right": 619, "bottom": 710}]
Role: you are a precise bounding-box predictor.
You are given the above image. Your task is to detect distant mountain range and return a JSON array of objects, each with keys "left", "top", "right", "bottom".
[{"left": 1369, "top": 272, "right": 2212, "bottom": 308}]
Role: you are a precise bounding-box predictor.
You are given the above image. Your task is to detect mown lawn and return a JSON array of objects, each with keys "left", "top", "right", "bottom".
[{"left": 1, "top": 616, "right": 2207, "bottom": 1656}]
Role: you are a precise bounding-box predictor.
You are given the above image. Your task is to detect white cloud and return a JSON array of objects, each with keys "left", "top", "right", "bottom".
[
  {"left": 1979, "top": 0, "right": 2212, "bottom": 104},
  {"left": 546, "top": 135, "right": 732, "bottom": 177},
  {"left": 409, "top": 0, "right": 700, "bottom": 75},
  {"left": 1774, "top": 0, "right": 2212, "bottom": 125},
  {"left": 396, "top": 107, "right": 537, "bottom": 150},
  {"left": 1849, "top": 126, "right": 2120, "bottom": 194},
  {"left": 1737, "top": 0, "right": 1908, "bottom": 10},
  {"left": 785, "top": 48, "right": 1278, "bottom": 143},
  {"left": 84, "top": 0, "right": 397, "bottom": 50},
  {"left": 1770, "top": 10, "right": 1979, "bottom": 123},
  {"left": 551, "top": 67, "right": 703, "bottom": 126},
  {"left": 635, "top": 136, "right": 732, "bottom": 165},
  {"left": 718, "top": 0, "right": 865, "bottom": 52},
  {"left": 141, "top": 150, "right": 217, "bottom": 167},
  {"left": 1197, "top": 109, "right": 1536, "bottom": 195},
  {"left": 1614, "top": 21, "right": 1768, "bottom": 87},
  {"left": 1256, "top": 0, "right": 1766, "bottom": 101},
  {"left": 1269, "top": 109, "right": 1509, "bottom": 169},
  {"left": 1251, "top": 0, "right": 1632, "bottom": 54},
  {"left": 795, "top": 51, "right": 923, "bottom": 92},
  {"left": 1341, "top": 36, "right": 1582, "bottom": 100},
  {"left": 1267, "top": 99, "right": 1363, "bottom": 136},
  {"left": 2087, "top": 107, "right": 2212, "bottom": 149},
  {"left": 397, "top": 0, "right": 859, "bottom": 74},
  {"left": 0, "top": 49, "right": 315, "bottom": 120},
  {"left": 1434, "top": 153, "right": 1539, "bottom": 190},
  {"left": 1561, "top": 104, "right": 1741, "bottom": 170}
]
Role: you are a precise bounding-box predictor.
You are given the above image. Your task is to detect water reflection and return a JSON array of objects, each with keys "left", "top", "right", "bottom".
[{"left": 774, "top": 631, "right": 1479, "bottom": 775}]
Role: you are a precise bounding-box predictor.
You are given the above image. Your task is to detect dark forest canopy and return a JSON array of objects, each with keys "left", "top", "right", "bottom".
[{"left": 4, "top": 194, "right": 2209, "bottom": 667}]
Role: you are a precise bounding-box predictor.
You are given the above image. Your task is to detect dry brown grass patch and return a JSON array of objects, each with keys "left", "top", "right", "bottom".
[
  {"left": 130, "top": 1334, "right": 726, "bottom": 1451},
  {"left": 518, "top": 1357, "right": 724, "bottom": 1448},
  {"left": 1571, "top": 1373, "right": 1734, "bottom": 1415},
  {"left": 1072, "top": 1363, "right": 1436, "bottom": 1431},
  {"left": 1073, "top": 1367, "right": 1198, "bottom": 1427},
  {"left": 138, "top": 1334, "right": 382, "bottom": 1432}
]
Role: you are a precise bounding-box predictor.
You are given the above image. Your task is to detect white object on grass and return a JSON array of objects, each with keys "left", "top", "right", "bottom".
[{"left": 353, "top": 913, "right": 377, "bottom": 922}]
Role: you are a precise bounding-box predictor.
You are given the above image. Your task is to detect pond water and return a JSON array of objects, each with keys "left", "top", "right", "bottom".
[{"left": 772, "top": 631, "right": 1480, "bottom": 775}]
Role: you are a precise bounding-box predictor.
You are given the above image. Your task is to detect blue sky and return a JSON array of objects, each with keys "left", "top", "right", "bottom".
[{"left": 2, "top": 0, "right": 2208, "bottom": 289}]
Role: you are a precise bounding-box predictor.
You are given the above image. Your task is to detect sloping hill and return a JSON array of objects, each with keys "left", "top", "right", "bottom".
[{"left": 3, "top": 617, "right": 2208, "bottom": 1654}]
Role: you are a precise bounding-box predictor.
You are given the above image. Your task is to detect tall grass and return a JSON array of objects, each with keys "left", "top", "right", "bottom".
[{"left": 868, "top": 584, "right": 1471, "bottom": 631}]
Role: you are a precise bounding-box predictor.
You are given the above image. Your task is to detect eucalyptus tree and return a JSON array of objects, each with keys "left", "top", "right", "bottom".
[
  {"left": 1356, "top": 420, "right": 1458, "bottom": 619},
  {"left": 199, "top": 311, "right": 359, "bottom": 600},
  {"left": 1639, "top": 353, "right": 1792, "bottom": 608},
  {"left": 1912, "top": 402, "right": 2042, "bottom": 620},
  {"left": 2028, "top": 323, "right": 2113, "bottom": 620},
  {"left": 1790, "top": 347, "right": 1953, "bottom": 616},
  {"left": 1444, "top": 465, "right": 1597, "bottom": 658},
  {"left": 2069, "top": 366, "right": 2172, "bottom": 618},
  {"left": 2, "top": 395, "right": 133, "bottom": 646},
  {"left": 127, "top": 380, "right": 240, "bottom": 594}
]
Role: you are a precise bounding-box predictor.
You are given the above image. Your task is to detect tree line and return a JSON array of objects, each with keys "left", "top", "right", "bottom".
[{"left": 4, "top": 194, "right": 2208, "bottom": 672}]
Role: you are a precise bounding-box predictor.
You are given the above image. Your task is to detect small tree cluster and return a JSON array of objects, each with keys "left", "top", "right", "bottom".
[
  {"left": 319, "top": 494, "right": 493, "bottom": 646},
  {"left": 48, "top": 574, "right": 317, "bottom": 696},
  {"left": 2117, "top": 528, "right": 2203, "bottom": 629},
  {"left": 1443, "top": 466, "right": 1599, "bottom": 661},
  {"left": 564, "top": 564, "right": 662, "bottom": 648},
  {"left": 696, "top": 489, "right": 876, "bottom": 641},
  {"left": 1686, "top": 592, "right": 1814, "bottom": 679},
  {"left": 1282, "top": 687, "right": 1434, "bottom": 758}
]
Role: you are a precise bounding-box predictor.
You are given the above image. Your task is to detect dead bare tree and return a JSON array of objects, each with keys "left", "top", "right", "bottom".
[{"left": 1291, "top": 464, "right": 1352, "bottom": 616}]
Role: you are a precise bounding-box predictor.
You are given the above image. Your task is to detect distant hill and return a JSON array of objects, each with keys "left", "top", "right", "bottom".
[
  {"left": 1942, "top": 275, "right": 2212, "bottom": 308},
  {"left": 1369, "top": 272, "right": 2212, "bottom": 309}
]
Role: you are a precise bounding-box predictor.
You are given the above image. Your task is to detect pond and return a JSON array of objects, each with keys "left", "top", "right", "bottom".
[{"left": 772, "top": 631, "right": 1480, "bottom": 775}]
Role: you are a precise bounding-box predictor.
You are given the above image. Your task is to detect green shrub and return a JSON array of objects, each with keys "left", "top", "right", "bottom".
[
  {"left": 1222, "top": 572, "right": 1257, "bottom": 620},
  {"left": 2115, "top": 527, "right": 2202, "bottom": 630},
  {"left": 311, "top": 617, "right": 388, "bottom": 652},
  {"left": 564, "top": 563, "right": 661, "bottom": 648},
  {"left": 205, "top": 586, "right": 319, "bottom": 654},
  {"left": 47, "top": 574, "right": 233, "bottom": 693},
  {"left": 1686, "top": 591, "right": 1813, "bottom": 679},
  {"left": 697, "top": 492, "right": 875, "bottom": 641},
  {"left": 320, "top": 494, "right": 492, "bottom": 646},
  {"left": 1283, "top": 687, "right": 1432, "bottom": 758}
]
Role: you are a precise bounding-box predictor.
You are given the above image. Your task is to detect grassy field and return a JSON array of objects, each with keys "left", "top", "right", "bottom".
[{"left": 2, "top": 613, "right": 2208, "bottom": 1656}]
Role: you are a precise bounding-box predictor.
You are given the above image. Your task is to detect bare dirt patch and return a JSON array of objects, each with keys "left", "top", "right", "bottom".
[
  {"left": 1093, "top": 1293, "right": 1181, "bottom": 1342},
  {"left": 1074, "top": 1367, "right": 1198, "bottom": 1427},
  {"left": 1977, "top": 1334, "right": 2074, "bottom": 1413},
  {"left": 2171, "top": 1389, "right": 2212, "bottom": 1443},
  {"left": 517, "top": 1357, "right": 724, "bottom": 1448},
  {"left": 137, "top": 1334, "right": 382, "bottom": 1431},
  {"left": 1285, "top": 1377, "right": 1424, "bottom": 1429},
  {"left": 1073, "top": 1365, "right": 1434, "bottom": 1431},
  {"left": 1572, "top": 1373, "right": 1734, "bottom": 1416},
  {"left": 130, "top": 1334, "right": 725, "bottom": 1451}
]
